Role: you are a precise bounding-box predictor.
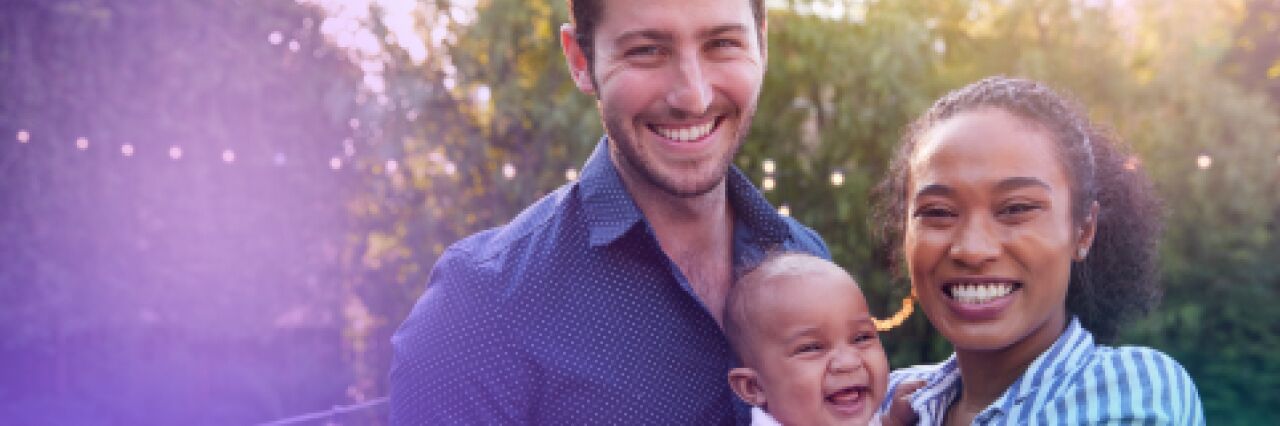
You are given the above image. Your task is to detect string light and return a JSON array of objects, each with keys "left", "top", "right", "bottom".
[
  {"left": 76, "top": 137, "right": 89, "bottom": 150},
  {"left": 778, "top": 204, "right": 790, "bottom": 217},
  {"left": 222, "top": 149, "right": 236, "bottom": 163},
  {"left": 873, "top": 296, "right": 915, "bottom": 332},
  {"left": 1124, "top": 155, "right": 1141, "bottom": 171},
  {"left": 1196, "top": 154, "right": 1212, "bottom": 170},
  {"left": 443, "top": 162, "right": 457, "bottom": 176},
  {"left": 565, "top": 168, "right": 579, "bottom": 181},
  {"left": 169, "top": 146, "right": 183, "bottom": 160},
  {"left": 349, "top": 118, "right": 360, "bottom": 130},
  {"left": 121, "top": 143, "right": 135, "bottom": 157},
  {"left": 829, "top": 169, "right": 845, "bottom": 187},
  {"left": 762, "top": 176, "right": 776, "bottom": 192},
  {"left": 761, "top": 158, "right": 776, "bottom": 175},
  {"left": 268, "top": 31, "right": 283, "bottom": 45},
  {"left": 288, "top": 39, "right": 300, "bottom": 52},
  {"left": 329, "top": 156, "right": 343, "bottom": 170},
  {"left": 16, "top": 130, "right": 29, "bottom": 143},
  {"left": 501, "top": 162, "right": 516, "bottom": 180},
  {"left": 385, "top": 159, "right": 399, "bottom": 175},
  {"left": 343, "top": 139, "right": 356, "bottom": 157}
]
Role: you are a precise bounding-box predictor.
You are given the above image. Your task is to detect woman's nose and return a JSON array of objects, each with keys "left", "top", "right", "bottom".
[{"left": 949, "top": 216, "right": 1001, "bottom": 268}]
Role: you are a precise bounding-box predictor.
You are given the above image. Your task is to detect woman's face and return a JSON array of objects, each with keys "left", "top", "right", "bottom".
[{"left": 903, "top": 108, "right": 1092, "bottom": 353}]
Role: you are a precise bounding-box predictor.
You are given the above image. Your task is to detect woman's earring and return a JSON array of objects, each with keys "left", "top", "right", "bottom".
[{"left": 1077, "top": 248, "right": 1088, "bottom": 259}]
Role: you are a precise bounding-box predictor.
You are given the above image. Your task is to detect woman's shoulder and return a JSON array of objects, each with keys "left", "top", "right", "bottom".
[{"left": 1064, "top": 344, "right": 1204, "bottom": 424}]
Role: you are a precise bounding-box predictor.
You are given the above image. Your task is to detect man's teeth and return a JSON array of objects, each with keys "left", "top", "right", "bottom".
[
  {"left": 949, "top": 283, "right": 1015, "bottom": 304},
  {"left": 655, "top": 121, "right": 714, "bottom": 142}
]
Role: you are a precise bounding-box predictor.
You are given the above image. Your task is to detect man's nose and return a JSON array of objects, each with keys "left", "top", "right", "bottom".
[
  {"left": 949, "top": 215, "right": 1001, "bottom": 268},
  {"left": 666, "top": 55, "right": 713, "bottom": 116}
]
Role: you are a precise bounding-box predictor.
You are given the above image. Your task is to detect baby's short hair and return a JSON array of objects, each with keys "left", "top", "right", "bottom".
[{"left": 723, "top": 251, "right": 844, "bottom": 365}]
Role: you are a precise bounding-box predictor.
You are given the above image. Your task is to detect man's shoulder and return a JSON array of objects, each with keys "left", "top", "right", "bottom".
[
  {"left": 437, "top": 183, "right": 581, "bottom": 271},
  {"left": 778, "top": 215, "right": 830, "bottom": 259}
]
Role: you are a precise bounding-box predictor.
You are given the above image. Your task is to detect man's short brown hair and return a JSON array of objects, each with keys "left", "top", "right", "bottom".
[{"left": 566, "top": 0, "right": 766, "bottom": 68}]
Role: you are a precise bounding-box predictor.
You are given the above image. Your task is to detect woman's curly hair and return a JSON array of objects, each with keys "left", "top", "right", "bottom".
[{"left": 872, "top": 76, "right": 1164, "bottom": 343}]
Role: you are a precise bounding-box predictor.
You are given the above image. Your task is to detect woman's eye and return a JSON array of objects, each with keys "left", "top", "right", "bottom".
[
  {"left": 998, "top": 202, "right": 1041, "bottom": 216},
  {"left": 912, "top": 206, "right": 956, "bottom": 219}
]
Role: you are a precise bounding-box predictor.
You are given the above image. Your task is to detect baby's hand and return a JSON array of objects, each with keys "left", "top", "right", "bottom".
[{"left": 882, "top": 380, "right": 925, "bottom": 426}]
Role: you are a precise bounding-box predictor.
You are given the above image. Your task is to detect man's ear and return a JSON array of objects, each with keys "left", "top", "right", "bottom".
[
  {"left": 728, "top": 367, "right": 766, "bottom": 407},
  {"left": 758, "top": 18, "right": 768, "bottom": 65},
  {"left": 560, "top": 24, "right": 596, "bottom": 95},
  {"left": 1074, "top": 201, "right": 1100, "bottom": 261}
]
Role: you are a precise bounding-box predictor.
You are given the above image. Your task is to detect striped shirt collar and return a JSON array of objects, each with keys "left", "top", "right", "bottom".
[{"left": 910, "top": 317, "right": 1096, "bottom": 422}]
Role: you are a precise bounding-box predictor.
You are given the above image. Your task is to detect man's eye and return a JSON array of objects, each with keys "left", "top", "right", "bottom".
[
  {"left": 625, "top": 45, "right": 662, "bottom": 57},
  {"left": 709, "top": 39, "right": 742, "bottom": 49}
]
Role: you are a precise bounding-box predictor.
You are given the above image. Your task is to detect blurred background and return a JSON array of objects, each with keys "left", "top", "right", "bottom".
[{"left": 0, "top": 0, "right": 1276, "bottom": 424}]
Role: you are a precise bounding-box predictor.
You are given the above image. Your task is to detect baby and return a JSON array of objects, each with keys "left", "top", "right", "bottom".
[{"left": 724, "top": 252, "right": 917, "bottom": 425}]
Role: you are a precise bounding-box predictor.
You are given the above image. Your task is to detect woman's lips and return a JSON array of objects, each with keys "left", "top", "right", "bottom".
[{"left": 942, "top": 280, "right": 1021, "bottom": 321}]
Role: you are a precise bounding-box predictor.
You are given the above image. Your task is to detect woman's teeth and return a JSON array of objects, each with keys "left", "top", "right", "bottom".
[
  {"left": 948, "top": 283, "right": 1016, "bottom": 304},
  {"left": 654, "top": 120, "right": 715, "bottom": 142}
]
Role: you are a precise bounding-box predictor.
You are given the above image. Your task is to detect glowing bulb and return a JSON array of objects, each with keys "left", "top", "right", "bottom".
[
  {"left": 501, "top": 162, "right": 516, "bottom": 180},
  {"left": 329, "top": 157, "right": 343, "bottom": 170},
  {"left": 1196, "top": 154, "right": 1212, "bottom": 170},
  {"left": 288, "top": 39, "right": 300, "bottom": 52},
  {"left": 444, "top": 162, "right": 457, "bottom": 176},
  {"left": 268, "top": 31, "right": 283, "bottom": 45},
  {"left": 565, "top": 168, "right": 579, "bottom": 181},
  {"left": 1124, "top": 155, "right": 1141, "bottom": 171},
  {"left": 169, "top": 146, "right": 183, "bottom": 160},
  {"left": 762, "top": 176, "right": 776, "bottom": 192},
  {"left": 829, "top": 170, "right": 845, "bottom": 187},
  {"left": 778, "top": 204, "right": 791, "bottom": 217},
  {"left": 222, "top": 149, "right": 236, "bottom": 163},
  {"left": 76, "top": 137, "right": 89, "bottom": 150},
  {"left": 121, "top": 144, "right": 134, "bottom": 157},
  {"left": 16, "top": 130, "right": 29, "bottom": 143},
  {"left": 343, "top": 139, "right": 355, "bottom": 157},
  {"left": 385, "top": 159, "right": 399, "bottom": 174},
  {"left": 349, "top": 118, "right": 360, "bottom": 129},
  {"left": 761, "top": 159, "right": 776, "bottom": 175}
]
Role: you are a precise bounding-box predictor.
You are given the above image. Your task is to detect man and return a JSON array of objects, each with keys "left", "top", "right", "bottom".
[{"left": 388, "top": 0, "right": 829, "bottom": 423}]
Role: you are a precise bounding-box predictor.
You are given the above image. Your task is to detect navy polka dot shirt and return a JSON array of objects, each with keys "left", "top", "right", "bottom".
[{"left": 389, "top": 138, "right": 830, "bottom": 424}]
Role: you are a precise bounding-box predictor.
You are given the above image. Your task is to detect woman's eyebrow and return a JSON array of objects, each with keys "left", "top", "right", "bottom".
[
  {"left": 913, "top": 183, "right": 953, "bottom": 199},
  {"left": 994, "top": 176, "right": 1052, "bottom": 193}
]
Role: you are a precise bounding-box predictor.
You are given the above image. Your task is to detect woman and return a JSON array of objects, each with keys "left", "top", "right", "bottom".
[{"left": 873, "top": 77, "right": 1203, "bottom": 424}]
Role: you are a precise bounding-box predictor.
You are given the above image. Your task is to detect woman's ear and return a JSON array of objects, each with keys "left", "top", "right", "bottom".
[
  {"left": 728, "top": 367, "right": 767, "bottom": 407},
  {"left": 1074, "top": 201, "right": 1100, "bottom": 261}
]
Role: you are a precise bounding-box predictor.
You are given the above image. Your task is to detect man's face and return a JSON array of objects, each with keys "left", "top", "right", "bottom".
[
  {"left": 564, "top": 0, "right": 766, "bottom": 197},
  {"left": 735, "top": 268, "right": 889, "bottom": 425}
]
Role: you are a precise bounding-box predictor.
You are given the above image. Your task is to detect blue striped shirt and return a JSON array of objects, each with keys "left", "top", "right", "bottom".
[{"left": 881, "top": 317, "right": 1204, "bottom": 425}]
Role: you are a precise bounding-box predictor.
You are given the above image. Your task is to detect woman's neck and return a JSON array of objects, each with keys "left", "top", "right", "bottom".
[{"left": 949, "top": 311, "right": 1070, "bottom": 420}]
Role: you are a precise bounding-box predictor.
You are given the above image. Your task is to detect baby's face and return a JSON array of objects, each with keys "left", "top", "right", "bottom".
[{"left": 739, "top": 270, "right": 889, "bottom": 425}]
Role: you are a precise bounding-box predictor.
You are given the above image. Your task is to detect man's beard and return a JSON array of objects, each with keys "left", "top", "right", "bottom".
[{"left": 602, "top": 109, "right": 752, "bottom": 199}]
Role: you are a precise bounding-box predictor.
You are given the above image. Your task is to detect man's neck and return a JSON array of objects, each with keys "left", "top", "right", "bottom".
[{"left": 611, "top": 154, "right": 736, "bottom": 325}]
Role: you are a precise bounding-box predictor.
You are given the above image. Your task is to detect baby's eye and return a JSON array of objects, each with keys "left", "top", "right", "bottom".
[
  {"left": 852, "top": 332, "right": 878, "bottom": 345},
  {"left": 794, "top": 342, "right": 824, "bottom": 354}
]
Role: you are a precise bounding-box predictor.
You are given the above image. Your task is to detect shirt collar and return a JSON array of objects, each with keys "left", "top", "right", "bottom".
[
  {"left": 909, "top": 317, "right": 1096, "bottom": 418},
  {"left": 577, "top": 136, "right": 791, "bottom": 248}
]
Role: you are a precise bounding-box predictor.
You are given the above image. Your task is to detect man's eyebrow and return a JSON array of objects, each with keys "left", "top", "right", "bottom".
[
  {"left": 614, "top": 29, "right": 672, "bottom": 45},
  {"left": 700, "top": 24, "right": 749, "bottom": 39},
  {"left": 994, "top": 176, "right": 1052, "bottom": 193}
]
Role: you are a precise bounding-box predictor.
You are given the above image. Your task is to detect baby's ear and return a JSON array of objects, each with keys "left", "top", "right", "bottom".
[{"left": 728, "top": 367, "right": 766, "bottom": 407}]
